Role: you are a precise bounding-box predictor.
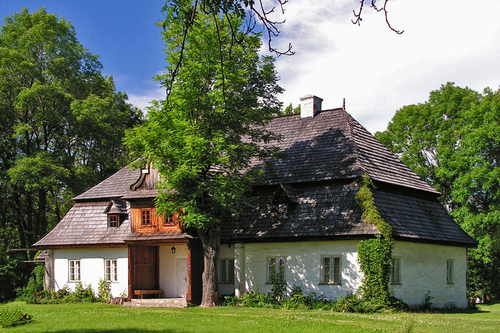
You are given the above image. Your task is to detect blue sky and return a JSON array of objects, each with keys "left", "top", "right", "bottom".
[{"left": 2, "top": 1, "right": 500, "bottom": 134}]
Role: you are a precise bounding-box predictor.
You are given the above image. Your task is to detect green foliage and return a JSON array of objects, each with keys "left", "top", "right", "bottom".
[
  {"left": 97, "top": 279, "right": 112, "bottom": 301},
  {"left": 74, "top": 281, "right": 96, "bottom": 302},
  {"left": 356, "top": 174, "right": 394, "bottom": 305},
  {"left": 0, "top": 306, "right": 32, "bottom": 328},
  {"left": 267, "top": 273, "right": 286, "bottom": 304},
  {"left": 16, "top": 264, "right": 45, "bottom": 304},
  {"left": 376, "top": 82, "right": 500, "bottom": 298},
  {"left": 420, "top": 291, "right": 434, "bottom": 311},
  {"left": 0, "top": 7, "right": 142, "bottom": 302}
]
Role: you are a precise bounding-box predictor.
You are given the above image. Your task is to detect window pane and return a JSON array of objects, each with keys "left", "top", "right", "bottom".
[
  {"left": 221, "top": 259, "right": 227, "bottom": 283},
  {"left": 391, "top": 258, "right": 400, "bottom": 284},
  {"left": 333, "top": 257, "right": 341, "bottom": 283},
  {"left": 322, "top": 257, "right": 331, "bottom": 283},
  {"left": 447, "top": 260, "right": 453, "bottom": 283},
  {"left": 268, "top": 258, "right": 275, "bottom": 283},
  {"left": 279, "top": 258, "right": 285, "bottom": 283}
]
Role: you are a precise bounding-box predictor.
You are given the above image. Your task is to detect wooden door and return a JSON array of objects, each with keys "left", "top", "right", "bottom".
[{"left": 129, "top": 245, "right": 158, "bottom": 294}]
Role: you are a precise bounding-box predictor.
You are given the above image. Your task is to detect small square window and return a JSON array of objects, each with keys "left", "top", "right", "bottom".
[
  {"left": 391, "top": 257, "right": 401, "bottom": 285},
  {"left": 108, "top": 215, "right": 119, "bottom": 228},
  {"left": 164, "top": 214, "right": 175, "bottom": 226},
  {"left": 69, "top": 260, "right": 81, "bottom": 282},
  {"left": 321, "top": 256, "right": 341, "bottom": 284},
  {"left": 267, "top": 257, "right": 285, "bottom": 283},
  {"left": 276, "top": 202, "right": 288, "bottom": 218},
  {"left": 447, "top": 260, "right": 454, "bottom": 284}
]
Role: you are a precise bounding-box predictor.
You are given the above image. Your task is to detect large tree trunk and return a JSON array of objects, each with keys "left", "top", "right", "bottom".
[{"left": 197, "top": 227, "right": 220, "bottom": 307}]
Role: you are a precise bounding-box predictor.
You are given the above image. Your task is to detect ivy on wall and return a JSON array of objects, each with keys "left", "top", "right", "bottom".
[{"left": 356, "top": 174, "right": 394, "bottom": 304}]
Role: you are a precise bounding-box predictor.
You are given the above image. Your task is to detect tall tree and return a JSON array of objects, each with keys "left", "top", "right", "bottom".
[
  {"left": 125, "top": 9, "right": 282, "bottom": 307},
  {"left": 375, "top": 83, "right": 500, "bottom": 299},
  {"left": 0, "top": 7, "right": 142, "bottom": 301}
]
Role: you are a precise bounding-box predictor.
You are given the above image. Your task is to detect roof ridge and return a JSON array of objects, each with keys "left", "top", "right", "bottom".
[{"left": 342, "top": 110, "right": 366, "bottom": 175}]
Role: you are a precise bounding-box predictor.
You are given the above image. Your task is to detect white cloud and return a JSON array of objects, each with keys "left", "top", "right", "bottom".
[{"left": 270, "top": 0, "right": 500, "bottom": 133}]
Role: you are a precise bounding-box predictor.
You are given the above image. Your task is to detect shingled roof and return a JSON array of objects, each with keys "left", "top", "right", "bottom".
[
  {"left": 221, "top": 181, "right": 476, "bottom": 247},
  {"left": 36, "top": 104, "right": 475, "bottom": 248},
  {"left": 257, "top": 109, "right": 438, "bottom": 194}
]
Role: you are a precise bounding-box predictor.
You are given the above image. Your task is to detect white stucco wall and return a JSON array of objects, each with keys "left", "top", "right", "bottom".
[
  {"left": 52, "top": 247, "right": 128, "bottom": 298},
  {"left": 158, "top": 244, "right": 188, "bottom": 298},
  {"left": 221, "top": 240, "right": 469, "bottom": 308},
  {"left": 391, "top": 242, "right": 468, "bottom": 308},
  {"left": 222, "top": 240, "right": 363, "bottom": 300}
]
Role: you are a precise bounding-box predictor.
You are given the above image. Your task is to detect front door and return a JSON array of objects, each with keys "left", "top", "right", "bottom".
[{"left": 177, "top": 259, "right": 188, "bottom": 298}]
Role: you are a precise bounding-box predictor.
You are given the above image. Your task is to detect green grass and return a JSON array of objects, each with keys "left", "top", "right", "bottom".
[{"left": 1, "top": 301, "right": 500, "bottom": 333}]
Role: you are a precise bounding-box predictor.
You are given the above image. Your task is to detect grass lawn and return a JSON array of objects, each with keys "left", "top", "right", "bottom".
[{"left": 1, "top": 301, "right": 500, "bottom": 333}]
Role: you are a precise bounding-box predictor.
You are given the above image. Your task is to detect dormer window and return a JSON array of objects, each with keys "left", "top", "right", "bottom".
[
  {"left": 108, "top": 214, "right": 119, "bottom": 228},
  {"left": 105, "top": 200, "right": 127, "bottom": 228},
  {"left": 276, "top": 202, "right": 289, "bottom": 218}
]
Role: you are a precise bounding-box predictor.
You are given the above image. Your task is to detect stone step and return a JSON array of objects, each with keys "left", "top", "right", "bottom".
[{"left": 125, "top": 298, "right": 188, "bottom": 308}]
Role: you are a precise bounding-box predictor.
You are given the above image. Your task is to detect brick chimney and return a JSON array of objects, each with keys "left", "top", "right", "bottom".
[{"left": 300, "top": 95, "right": 323, "bottom": 118}]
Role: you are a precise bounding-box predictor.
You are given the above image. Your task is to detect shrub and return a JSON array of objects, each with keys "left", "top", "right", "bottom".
[
  {"left": 74, "top": 281, "right": 96, "bottom": 302},
  {"left": 419, "top": 291, "right": 433, "bottom": 311},
  {"left": 97, "top": 279, "right": 112, "bottom": 301},
  {"left": 16, "top": 264, "right": 45, "bottom": 304},
  {"left": 0, "top": 307, "right": 32, "bottom": 328},
  {"left": 267, "top": 273, "right": 285, "bottom": 305}
]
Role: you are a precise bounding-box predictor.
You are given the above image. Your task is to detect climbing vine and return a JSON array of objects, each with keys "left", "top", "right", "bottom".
[{"left": 356, "top": 174, "right": 394, "bottom": 305}]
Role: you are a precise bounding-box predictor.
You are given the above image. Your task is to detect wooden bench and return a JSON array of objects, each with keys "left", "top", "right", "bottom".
[{"left": 134, "top": 290, "right": 164, "bottom": 299}]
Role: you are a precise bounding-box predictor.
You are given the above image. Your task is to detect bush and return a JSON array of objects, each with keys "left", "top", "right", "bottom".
[
  {"left": 74, "top": 281, "right": 96, "bottom": 302},
  {"left": 16, "top": 264, "right": 45, "bottom": 304},
  {"left": 0, "top": 307, "right": 32, "bottom": 328},
  {"left": 97, "top": 279, "right": 112, "bottom": 301}
]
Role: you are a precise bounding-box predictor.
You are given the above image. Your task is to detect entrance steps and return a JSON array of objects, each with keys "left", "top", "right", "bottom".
[{"left": 126, "top": 298, "right": 188, "bottom": 308}]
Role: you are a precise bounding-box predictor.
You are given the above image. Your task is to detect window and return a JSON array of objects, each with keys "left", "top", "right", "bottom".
[
  {"left": 164, "top": 214, "right": 175, "bottom": 226},
  {"left": 220, "top": 258, "right": 234, "bottom": 284},
  {"left": 267, "top": 257, "right": 285, "bottom": 283},
  {"left": 447, "top": 260, "right": 454, "bottom": 284},
  {"left": 105, "top": 259, "right": 118, "bottom": 282},
  {"left": 276, "top": 202, "right": 288, "bottom": 218},
  {"left": 141, "top": 209, "right": 151, "bottom": 226},
  {"left": 108, "top": 214, "right": 119, "bottom": 228},
  {"left": 321, "top": 256, "right": 341, "bottom": 284},
  {"left": 390, "top": 257, "right": 401, "bottom": 284},
  {"left": 69, "top": 260, "right": 81, "bottom": 282}
]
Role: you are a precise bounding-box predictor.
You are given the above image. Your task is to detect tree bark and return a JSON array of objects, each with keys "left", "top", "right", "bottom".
[{"left": 197, "top": 227, "right": 220, "bottom": 307}]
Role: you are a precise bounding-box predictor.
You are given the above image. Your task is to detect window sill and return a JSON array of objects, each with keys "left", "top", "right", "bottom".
[
  {"left": 391, "top": 283, "right": 402, "bottom": 285},
  {"left": 219, "top": 282, "right": 234, "bottom": 285},
  {"left": 318, "top": 282, "right": 342, "bottom": 286},
  {"left": 265, "top": 282, "right": 286, "bottom": 285},
  {"left": 447, "top": 282, "right": 454, "bottom": 285}
]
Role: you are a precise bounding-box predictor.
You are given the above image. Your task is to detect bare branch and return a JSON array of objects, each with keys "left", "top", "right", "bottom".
[{"left": 353, "top": 0, "right": 404, "bottom": 34}]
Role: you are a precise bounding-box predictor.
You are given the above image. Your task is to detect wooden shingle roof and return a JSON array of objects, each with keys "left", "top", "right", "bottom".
[
  {"left": 36, "top": 106, "right": 475, "bottom": 248},
  {"left": 222, "top": 182, "right": 476, "bottom": 247},
  {"left": 257, "top": 109, "right": 438, "bottom": 194},
  {"left": 34, "top": 202, "right": 131, "bottom": 247}
]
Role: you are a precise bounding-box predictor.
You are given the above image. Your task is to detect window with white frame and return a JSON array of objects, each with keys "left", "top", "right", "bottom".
[
  {"left": 446, "top": 259, "right": 454, "bottom": 284},
  {"left": 267, "top": 257, "right": 285, "bottom": 284},
  {"left": 105, "top": 259, "right": 118, "bottom": 282},
  {"left": 321, "top": 256, "right": 341, "bottom": 284},
  {"left": 219, "top": 258, "right": 234, "bottom": 284},
  {"left": 69, "top": 260, "right": 81, "bottom": 282},
  {"left": 390, "top": 257, "right": 401, "bottom": 284}
]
